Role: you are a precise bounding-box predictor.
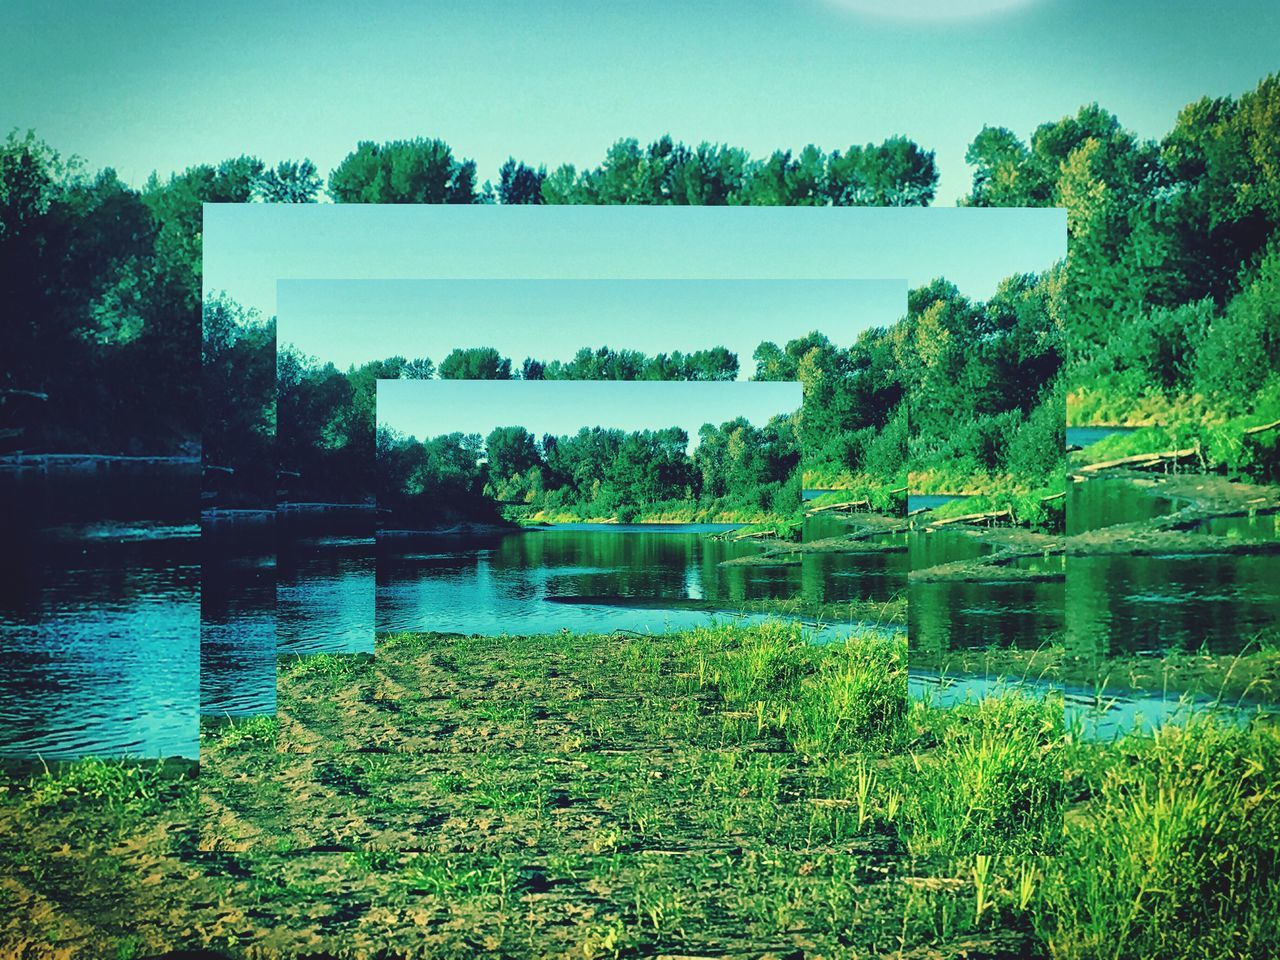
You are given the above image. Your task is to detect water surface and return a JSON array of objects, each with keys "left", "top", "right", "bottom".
[
  {"left": 275, "top": 506, "right": 376, "bottom": 656},
  {"left": 201, "top": 514, "right": 277, "bottom": 718},
  {"left": 909, "top": 670, "right": 1275, "bottom": 740},
  {"left": 1067, "top": 426, "right": 1136, "bottom": 448},
  {"left": 909, "top": 529, "right": 1062, "bottom": 657},
  {"left": 0, "top": 463, "right": 200, "bottom": 759},
  {"left": 1066, "top": 477, "right": 1280, "bottom": 657},
  {"left": 377, "top": 523, "right": 905, "bottom": 639}
]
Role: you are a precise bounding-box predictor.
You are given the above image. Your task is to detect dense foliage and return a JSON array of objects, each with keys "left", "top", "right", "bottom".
[
  {"left": 376, "top": 415, "right": 802, "bottom": 528},
  {"left": 900, "top": 272, "right": 1065, "bottom": 494},
  {"left": 276, "top": 327, "right": 909, "bottom": 507},
  {"left": 964, "top": 80, "right": 1280, "bottom": 440},
  {"left": 4, "top": 71, "right": 1278, "bottom": 503}
]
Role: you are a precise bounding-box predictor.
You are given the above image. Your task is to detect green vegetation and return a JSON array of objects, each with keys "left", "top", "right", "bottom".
[
  {"left": 2, "top": 624, "right": 1276, "bottom": 958},
  {"left": 5, "top": 74, "right": 1279, "bottom": 506},
  {"left": 277, "top": 327, "right": 906, "bottom": 511},
  {"left": 926, "top": 484, "right": 1067, "bottom": 532},
  {"left": 1070, "top": 395, "right": 1280, "bottom": 483},
  {"left": 967, "top": 82, "right": 1280, "bottom": 482},
  {"left": 376, "top": 415, "right": 802, "bottom": 528},
  {"left": 903, "top": 274, "right": 1066, "bottom": 515}
]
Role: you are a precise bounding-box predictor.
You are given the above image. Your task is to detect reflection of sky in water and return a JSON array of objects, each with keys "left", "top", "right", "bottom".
[
  {"left": 909, "top": 671, "right": 1275, "bottom": 742},
  {"left": 376, "top": 526, "right": 905, "bottom": 640},
  {"left": 0, "top": 520, "right": 200, "bottom": 760}
]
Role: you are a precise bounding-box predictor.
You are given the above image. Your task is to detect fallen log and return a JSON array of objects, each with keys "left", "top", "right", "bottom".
[
  {"left": 1040, "top": 491, "right": 1066, "bottom": 503},
  {"left": 731, "top": 529, "right": 777, "bottom": 541},
  {"left": 928, "top": 508, "right": 1013, "bottom": 528},
  {"left": 1244, "top": 419, "right": 1280, "bottom": 436},
  {"left": 1075, "top": 446, "right": 1199, "bottom": 475},
  {"left": 805, "top": 498, "right": 870, "bottom": 516}
]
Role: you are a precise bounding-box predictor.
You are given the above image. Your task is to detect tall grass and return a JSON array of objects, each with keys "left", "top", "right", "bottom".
[
  {"left": 1037, "top": 712, "right": 1280, "bottom": 960},
  {"left": 897, "top": 690, "right": 1066, "bottom": 858},
  {"left": 677, "top": 621, "right": 907, "bottom": 754}
]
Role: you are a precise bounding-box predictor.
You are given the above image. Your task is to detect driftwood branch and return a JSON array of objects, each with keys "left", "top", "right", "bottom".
[
  {"left": 732, "top": 529, "right": 776, "bottom": 541},
  {"left": 1075, "top": 446, "right": 1199, "bottom": 475},
  {"left": 928, "top": 508, "right": 1013, "bottom": 528},
  {"left": 1244, "top": 419, "right": 1280, "bottom": 436},
  {"left": 805, "top": 498, "right": 870, "bottom": 517}
]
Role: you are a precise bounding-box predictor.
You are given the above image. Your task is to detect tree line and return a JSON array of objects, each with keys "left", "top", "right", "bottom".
[
  {"left": 376, "top": 415, "right": 801, "bottom": 528},
  {"left": 962, "top": 81, "right": 1280, "bottom": 477},
  {"left": 275, "top": 331, "right": 903, "bottom": 508},
  {"left": 4, "top": 71, "right": 1277, "bottom": 500}
]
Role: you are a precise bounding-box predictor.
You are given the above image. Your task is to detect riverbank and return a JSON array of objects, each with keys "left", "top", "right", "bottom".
[
  {"left": 511, "top": 504, "right": 792, "bottom": 527},
  {"left": 719, "top": 526, "right": 907, "bottom": 567},
  {"left": 1, "top": 623, "right": 1276, "bottom": 959},
  {"left": 910, "top": 524, "right": 1064, "bottom": 584},
  {"left": 908, "top": 637, "right": 1280, "bottom": 703},
  {"left": 909, "top": 470, "right": 1279, "bottom": 583},
  {"left": 543, "top": 592, "right": 907, "bottom": 626},
  {"left": 1066, "top": 406, "right": 1280, "bottom": 482}
]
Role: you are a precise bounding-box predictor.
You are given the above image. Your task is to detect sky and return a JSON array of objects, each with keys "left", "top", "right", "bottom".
[
  {"left": 207, "top": 205, "right": 1065, "bottom": 315},
  {"left": 377, "top": 380, "right": 804, "bottom": 450},
  {"left": 277, "top": 279, "right": 905, "bottom": 371},
  {"left": 4, "top": 1, "right": 1277, "bottom": 205}
]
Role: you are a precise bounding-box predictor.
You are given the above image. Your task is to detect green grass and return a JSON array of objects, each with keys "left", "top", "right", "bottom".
[
  {"left": 898, "top": 689, "right": 1066, "bottom": 858},
  {"left": 1038, "top": 711, "right": 1280, "bottom": 960},
  {"left": 924, "top": 482, "right": 1066, "bottom": 532},
  {"left": 203, "top": 714, "right": 278, "bottom": 751},
  {"left": 4, "top": 623, "right": 1277, "bottom": 958},
  {"left": 279, "top": 651, "right": 372, "bottom": 680},
  {"left": 1070, "top": 394, "right": 1280, "bottom": 482},
  {"left": 22, "top": 757, "right": 193, "bottom": 815}
]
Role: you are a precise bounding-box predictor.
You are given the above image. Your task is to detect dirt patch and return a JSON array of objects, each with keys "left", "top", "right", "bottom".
[{"left": 0, "top": 631, "right": 1043, "bottom": 960}]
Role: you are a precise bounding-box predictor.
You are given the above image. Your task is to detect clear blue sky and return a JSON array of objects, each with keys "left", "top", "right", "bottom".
[
  {"left": 4, "top": 2, "right": 1276, "bottom": 204},
  {"left": 208, "top": 205, "right": 1065, "bottom": 314},
  {"left": 278, "top": 279, "right": 905, "bottom": 371},
  {"left": 377, "top": 380, "right": 803, "bottom": 450}
]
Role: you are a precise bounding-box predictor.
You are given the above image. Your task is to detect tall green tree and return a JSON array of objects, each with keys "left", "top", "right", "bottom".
[{"left": 329, "top": 138, "right": 478, "bottom": 204}]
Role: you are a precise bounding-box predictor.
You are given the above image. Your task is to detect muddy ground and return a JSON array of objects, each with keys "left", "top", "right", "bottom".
[
  {"left": 0, "top": 631, "right": 1043, "bottom": 960},
  {"left": 910, "top": 471, "right": 1280, "bottom": 583}
]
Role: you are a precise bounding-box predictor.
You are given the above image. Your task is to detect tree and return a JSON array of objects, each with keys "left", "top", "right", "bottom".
[
  {"left": 257, "top": 159, "right": 323, "bottom": 202},
  {"left": 328, "top": 138, "right": 478, "bottom": 204},
  {"left": 438, "top": 347, "right": 512, "bottom": 380},
  {"left": 485, "top": 426, "right": 541, "bottom": 483},
  {"left": 827, "top": 137, "right": 938, "bottom": 206},
  {"left": 498, "top": 158, "right": 546, "bottom": 204}
]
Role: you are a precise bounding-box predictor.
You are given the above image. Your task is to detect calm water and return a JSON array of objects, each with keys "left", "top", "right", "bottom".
[
  {"left": 377, "top": 523, "right": 906, "bottom": 639},
  {"left": 277, "top": 507, "right": 376, "bottom": 656},
  {"left": 201, "top": 512, "right": 276, "bottom": 718},
  {"left": 909, "top": 529, "right": 1063, "bottom": 657},
  {"left": 0, "top": 463, "right": 200, "bottom": 759},
  {"left": 909, "top": 671, "right": 1275, "bottom": 740},
  {"left": 1066, "top": 478, "right": 1280, "bottom": 657},
  {"left": 1067, "top": 476, "right": 1187, "bottom": 535}
]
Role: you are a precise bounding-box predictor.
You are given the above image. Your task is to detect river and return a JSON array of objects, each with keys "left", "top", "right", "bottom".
[
  {"left": 377, "top": 519, "right": 906, "bottom": 640},
  {"left": 1066, "top": 475, "right": 1280, "bottom": 658},
  {"left": 0, "top": 462, "right": 201, "bottom": 759}
]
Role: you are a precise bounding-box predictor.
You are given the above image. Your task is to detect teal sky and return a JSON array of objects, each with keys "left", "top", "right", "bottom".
[
  {"left": 278, "top": 279, "right": 905, "bottom": 371},
  {"left": 208, "top": 205, "right": 1065, "bottom": 315},
  {"left": 377, "top": 380, "right": 803, "bottom": 451},
  {"left": 4, "top": 2, "right": 1276, "bottom": 204}
]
